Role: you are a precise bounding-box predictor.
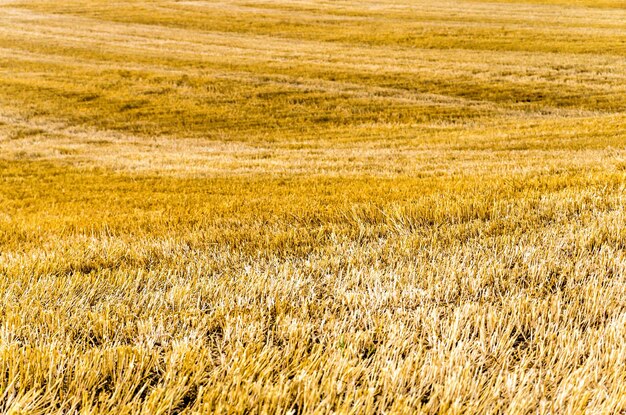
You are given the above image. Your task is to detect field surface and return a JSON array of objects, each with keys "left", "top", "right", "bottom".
[{"left": 2, "top": 0, "right": 626, "bottom": 413}]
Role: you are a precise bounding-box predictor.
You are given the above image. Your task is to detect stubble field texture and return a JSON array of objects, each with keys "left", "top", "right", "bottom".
[{"left": 1, "top": 0, "right": 626, "bottom": 413}]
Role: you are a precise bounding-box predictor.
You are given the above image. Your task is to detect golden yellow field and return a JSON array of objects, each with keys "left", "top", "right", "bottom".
[{"left": 2, "top": 0, "right": 626, "bottom": 413}]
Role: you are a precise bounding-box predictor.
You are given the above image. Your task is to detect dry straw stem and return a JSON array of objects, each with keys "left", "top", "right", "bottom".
[{"left": 2, "top": 0, "right": 626, "bottom": 413}]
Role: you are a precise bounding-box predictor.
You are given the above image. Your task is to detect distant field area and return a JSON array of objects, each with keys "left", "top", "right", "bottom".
[{"left": 2, "top": 1, "right": 626, "bottom": 413}]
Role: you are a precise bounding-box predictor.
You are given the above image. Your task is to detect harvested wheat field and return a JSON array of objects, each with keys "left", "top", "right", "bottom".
[{"left": 1, "top": 0, "right": 626, "bottom": 413}]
